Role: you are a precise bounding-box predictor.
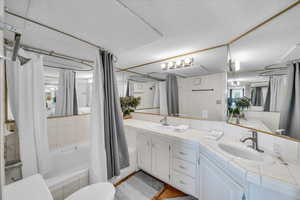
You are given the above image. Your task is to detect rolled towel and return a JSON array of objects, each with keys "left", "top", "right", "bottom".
[
  {"left": 205, "top": 130, "right": 224, "bottom": 140},
  {"left": 174, "top": 125, "right": 189, "bottom": 132}
]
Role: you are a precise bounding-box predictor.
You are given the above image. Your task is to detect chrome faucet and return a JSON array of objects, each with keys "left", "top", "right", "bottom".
[
  {"left": 240, "top": 130, "right": 264, "bottom": 153},
  {"left": 160, "top": 116, "right": 169, "bottom": 126}
]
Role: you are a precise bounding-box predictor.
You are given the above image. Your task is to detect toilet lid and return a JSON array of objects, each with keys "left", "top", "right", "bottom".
[{"left": 66, "top": 182, "right": 115, "bottom": 200}]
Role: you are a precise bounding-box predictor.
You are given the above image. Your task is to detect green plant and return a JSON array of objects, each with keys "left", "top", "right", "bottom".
[
  {"left": 236, "top": 96, "right": 250, "bottom": 111},
  {"left": 120, "top": 96, "right": 141, "bottom": 116},
  {"left": 228, "top": 96, "right": 250, "bottom": 117}
]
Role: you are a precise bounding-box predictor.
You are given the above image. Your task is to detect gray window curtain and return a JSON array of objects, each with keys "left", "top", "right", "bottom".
[
  {"left": 125, "top": 80, "right": 134, "bottom": 97},
  {"left": 55, "top": 70, "right": 78, "bottom": 116},
  {"left": 251, "top": 87, "right": 263, "bottom": 106},
  {"left": 263, "top": 81, "right": 271, "bottom": 111},
  {"left": 279, "top": 62, "right": 300, "bottom": 139},
  {"left": 166, "top": 74, "right": 179, "bottom": 116},
  {"left": 100, "top": 50, "right": 129, "bottom": 179}
]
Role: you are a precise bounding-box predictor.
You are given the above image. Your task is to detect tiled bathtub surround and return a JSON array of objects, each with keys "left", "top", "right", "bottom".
[
  {"left": 4, "top": 115, "right": 91, "bottom": 187},
  {"left": 5, "top": 114, "right": 91, "bottom": 162},
  {"left": 47, "top": 115, "right": 90, "bottom": 150},
  {"left": 5, "top": 133, "right": 20, "bottom": 163}
]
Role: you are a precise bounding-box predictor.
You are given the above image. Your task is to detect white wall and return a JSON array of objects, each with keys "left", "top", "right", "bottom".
[
  {"left": 134, "top": 82, "right": 156, "bottom": 109},
  {"left": 178, "top": 72, "right": 227, "bottom": 121}
]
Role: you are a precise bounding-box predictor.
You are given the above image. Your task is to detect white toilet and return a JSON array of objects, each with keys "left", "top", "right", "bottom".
[
  {"left": 65, "top": 182, "right": 115, "bottom": 200},
  {"left": 4, "top": 174, "right": 115, "bottom": 200}
]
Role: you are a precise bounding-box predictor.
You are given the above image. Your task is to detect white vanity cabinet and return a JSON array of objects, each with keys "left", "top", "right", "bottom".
[
  {"left": 137, "top": 133, "right": 152, "bottom": 173},
  {"left": 151, "top": 137, "right": 171, "bottom": 183},
  {"left": 137, "top": 133, "right": 171, "bottom": 183},
  {"left": 136, "top": 132, "right": 197, "bottom": 196},
  {"left": 198, "top": 155, "right": 245, "bottom": 200},
  {"left": 127, "top": 120, "right": 300, "bottom": 200},
  {"left": 171, "top": 143, "right": 198, "bottom": 197}
]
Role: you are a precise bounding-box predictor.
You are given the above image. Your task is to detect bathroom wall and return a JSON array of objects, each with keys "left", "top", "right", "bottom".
[
  {"left": 178, "top": 72, "right": 227, "bottom": 121},
  {"left": 131, "top": 112, "right": 300, "bottom": 163},
  {"left": 134, "top": 81, "right": 157, "bottom": 109}
]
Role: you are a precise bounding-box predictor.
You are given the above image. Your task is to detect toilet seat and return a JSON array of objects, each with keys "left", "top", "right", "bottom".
[{"left": 65, "top": 182, "right": 115, "bottom": 200}]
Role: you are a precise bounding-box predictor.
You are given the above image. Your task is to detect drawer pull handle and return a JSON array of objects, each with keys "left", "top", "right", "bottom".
[
  {"left": 179, "top": 165, "right": 186, "bottom": 169},
  {"left": 179, "top": 152, "right": 187, "bottom": 155},
  {"left": 179, "top": 180, "right": 186, "bottom": 185}
]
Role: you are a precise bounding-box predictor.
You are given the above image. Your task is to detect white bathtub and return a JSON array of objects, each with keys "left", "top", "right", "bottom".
[
  {"left": 44, "top": 142, "right": 137, "bottom": 190},
  {"left": 44, "top": 143, "right": 90, "bottom": 189}
]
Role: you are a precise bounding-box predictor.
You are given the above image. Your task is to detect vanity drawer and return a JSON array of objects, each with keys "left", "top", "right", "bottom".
[
  {"left": 173, "top": 158, "right": 196, "bottom": 178},
  {"left": 172, "top": 170, "right": 196, "bottom": 196},
  {"left": 173, "top": 144, "right": 197, "bottom": 163}
]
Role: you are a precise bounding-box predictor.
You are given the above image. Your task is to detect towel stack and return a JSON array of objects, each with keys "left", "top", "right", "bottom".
[
  {"left": 205, "top": 130, "right": 224, "bottom": 140},
  {"left": 174, "top": 125, "right": 189, "bottom": 132}
]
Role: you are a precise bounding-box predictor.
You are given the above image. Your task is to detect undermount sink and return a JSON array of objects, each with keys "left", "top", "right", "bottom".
[
  {"left": 149, "top": 123, "right": 189, "bottom": 133},
  {"left": 218, "top": 142, "right": 264, "bottom": 162}
]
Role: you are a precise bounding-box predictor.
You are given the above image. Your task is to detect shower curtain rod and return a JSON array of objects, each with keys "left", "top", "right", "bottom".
[
  {"left": 5, "top": 9, "right": 118, "bottom": 62},
  {"left": 264, "top": 58, "right": 300, "bottom": 70},
  {"left": 5, "top": 38, "right": 94, "bottom": 71}
]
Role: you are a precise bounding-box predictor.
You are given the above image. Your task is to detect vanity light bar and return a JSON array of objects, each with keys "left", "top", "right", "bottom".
[{"left": 161, "top": 57, "right": 194, "bottom": 70}]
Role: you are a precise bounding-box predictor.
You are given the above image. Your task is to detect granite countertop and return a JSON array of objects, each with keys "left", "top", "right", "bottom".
[{"left": 124, "top": 119, "right": 300, "bottom": 197}]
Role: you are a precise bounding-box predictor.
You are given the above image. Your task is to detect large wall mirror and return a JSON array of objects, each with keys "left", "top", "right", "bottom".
[
  {"left": 227, "top": 7, "right": 300, "bottom": 140},
  {"left": 5, "top": 49, "right": 93, "bottom": 121},
  {"left": 116, "top": 47, "right": 228, "bottom": 121}
]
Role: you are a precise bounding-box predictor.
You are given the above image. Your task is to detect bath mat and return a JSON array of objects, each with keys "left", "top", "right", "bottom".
[
  {"left": 114, "top": 171, "right": 164, "bottom": 200},
  {"left": 165, "top": 196, "right": 197, "bottom": 200}
]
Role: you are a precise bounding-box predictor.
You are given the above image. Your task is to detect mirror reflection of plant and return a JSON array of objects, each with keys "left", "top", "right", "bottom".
[
  {"left": 120, "top": 96, "right": 141, "bottom": 116},
  {"left": 236, "top": 96, "right": 250, "bottom": 110},
  {"left": 228, "top": 96, "right": 250, "bottom": 116}
]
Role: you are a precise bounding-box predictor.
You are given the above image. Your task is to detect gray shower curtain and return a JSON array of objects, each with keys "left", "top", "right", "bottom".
[
  {"left": 55, "top": 70, "right": 78, "bottom": 116},
  {"left": 263, "top": 81, "right": 271, "bottom": 111},
  {"left": 166, "top": 74, "right": 179, "bottom": 116},
  {"left": 100, "top": 50, "right": 129, "bottom": 179},
  {"left": 251, "top": 87, "right": 263, "bottom": 106},
  {"left": 279, "top": 62, "right": 300, "bottom": 139}
]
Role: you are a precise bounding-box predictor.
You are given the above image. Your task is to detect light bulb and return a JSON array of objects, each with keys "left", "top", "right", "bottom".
[
  {"left": 176, "top": 60, "right": 182, "bottom": 68},
  {"left": 161, "top": 63, "right": 167, "bottom": 70},
  {"left": 235, "top": 60, "right": 240, "bottom": 71},
  {"left": 184, "top": 57, "right": 192, "bottom": 65},
  {"left": 168, "top": 61, "right": 175, "bottom": 69}
]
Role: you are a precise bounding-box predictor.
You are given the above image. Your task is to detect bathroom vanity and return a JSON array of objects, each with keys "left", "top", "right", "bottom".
[{"left": 124, "top": 118, "right": 300, "bottom": 200}]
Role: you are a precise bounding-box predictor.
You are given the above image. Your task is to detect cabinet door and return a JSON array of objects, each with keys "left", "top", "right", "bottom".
[
  {"left": 199, "top": 155, "right": 245, "bottom": 200},
  {"left": 151, "top": 137, "right": 170, "bottom": 183},
  {"left": 137, "top": 134, "right": 152, "bottom": 173}
]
